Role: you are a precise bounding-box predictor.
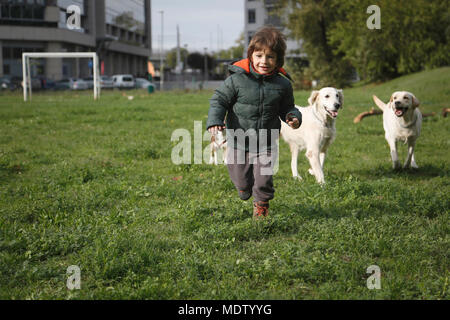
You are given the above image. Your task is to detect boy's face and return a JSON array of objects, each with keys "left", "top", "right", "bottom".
[{"left": 251, "top": 48, "right": 277, "bottom": 75}]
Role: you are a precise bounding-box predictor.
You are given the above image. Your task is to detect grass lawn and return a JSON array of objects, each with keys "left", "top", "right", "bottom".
[{"left": 0, "top": 67, "right": 449, "bottom": 300}]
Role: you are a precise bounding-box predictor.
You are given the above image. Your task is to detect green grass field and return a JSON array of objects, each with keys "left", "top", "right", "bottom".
[{"left": 0, "top": 67, "right": 449, "bottom": 300}]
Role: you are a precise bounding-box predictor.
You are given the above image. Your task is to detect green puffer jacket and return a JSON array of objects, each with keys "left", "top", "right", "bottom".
[{"left": 207, "top": 58, "right": 302, "bottom": 152}]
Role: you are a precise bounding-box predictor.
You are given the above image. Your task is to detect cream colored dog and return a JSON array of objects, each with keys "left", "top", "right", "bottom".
[
  {"left": 209, "top": 130, "right": 227, "bottom": 165},
  {"left": 281, "top": 87, "right": 344, "bottom": 184},
  {"left": 373, "top": 92, "right": 422, "bottom": 169}
]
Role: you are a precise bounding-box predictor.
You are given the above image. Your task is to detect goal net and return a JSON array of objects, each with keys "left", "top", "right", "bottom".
[{"left": 22, "top": 52, "right": 100, "bottom": 101}]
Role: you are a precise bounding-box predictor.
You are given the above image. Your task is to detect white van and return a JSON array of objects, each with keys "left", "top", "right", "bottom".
[{"left": 112, "top": 74, "right": 135, "bottom": 89}]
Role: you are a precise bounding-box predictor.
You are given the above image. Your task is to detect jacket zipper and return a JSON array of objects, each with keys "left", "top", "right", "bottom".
[{"left": 258, "top": 77, "right": 264, "bottom": 130}]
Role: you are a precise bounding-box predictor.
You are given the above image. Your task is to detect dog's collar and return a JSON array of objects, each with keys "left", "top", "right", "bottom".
[
  {"left": 217, "top": 139, "right": 227, "bottom": 147},
  {"left": 213, "top": 138, "right": 227, "bottom": 148}
]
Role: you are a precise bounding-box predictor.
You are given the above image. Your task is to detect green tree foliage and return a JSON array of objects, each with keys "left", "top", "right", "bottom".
[
  {"left": 279, "top": 0, "right": 450, "bottom": 85},
  {"left": 114, "top": 12, "right": 144, "bottom": 33},
  {"left": 279, "top": 0, "right": 355, "bottom": 87},
  {"left": 187, "top": 53, "right": 215, "bottom": 71},
  {"left": 285, "top": 54, "right": 311, "bottom": 90},
  {"left": 329, "top": 0, "right": 450, "bottom": 81},
  {"left": 166, "top": 48, "right": 189, "bottom": 69},
  {"left": 213, "top": 33, "right": 245, "bottom": 78}
]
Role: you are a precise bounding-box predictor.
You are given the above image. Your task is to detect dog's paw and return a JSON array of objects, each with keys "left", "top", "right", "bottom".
[
  {"left": 293, "top": 175, "right": 303, "bottom": 181},
  {"left": 308, "top": 168, "right": 314, "bottom": 176}
]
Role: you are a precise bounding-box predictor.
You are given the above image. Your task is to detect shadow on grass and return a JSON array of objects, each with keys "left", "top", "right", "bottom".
[{"left": 351, "top": 163, "right": 448, "bottom": 181}]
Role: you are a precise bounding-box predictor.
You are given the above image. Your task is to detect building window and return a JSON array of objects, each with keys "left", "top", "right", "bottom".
[
  {"left": 0, "top": 0, "right": 47, "bottom": 23},
  {"left": 4, "top": 64, "right": 10, "bottom": 75},
  {"left": 248, "top": 9, "right": 256, "bottom": 24},
  {"left": 3, "top": 47, "right": 12, "bottom": 59},
  {"left": 13, "top": 48, "right": 23, "bottom": 59}
]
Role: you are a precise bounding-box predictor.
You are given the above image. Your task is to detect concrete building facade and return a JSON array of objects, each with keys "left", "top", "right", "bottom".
[
  {"left": 0, "top": 0, "right": 152, "bottom": 80},
  {"left": 244, "top": 0, "right": 301, "bottom": 58}
]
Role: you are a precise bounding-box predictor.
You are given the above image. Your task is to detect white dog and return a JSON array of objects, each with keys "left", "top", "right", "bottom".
[
  {"left": 209, "top": 130, "right": 227, "bottom": 165},
  {"left": 281, "top": 87, "right": 344, "bottom": 184},
  {"left": 373, "top": 92, "right": 422, "bottom": 169}
]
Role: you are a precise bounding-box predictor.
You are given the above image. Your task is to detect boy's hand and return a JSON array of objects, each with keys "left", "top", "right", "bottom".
[
  {"left": 287, "top": 117, "right": 300, "bottom": 129},
  {"left": 208, "top": 125, "right": 225, "bottom": 135}
]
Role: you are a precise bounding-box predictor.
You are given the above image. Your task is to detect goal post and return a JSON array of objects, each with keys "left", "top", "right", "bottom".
[{"left": 22, "top": 52, "right": 100, "bottom": 102}]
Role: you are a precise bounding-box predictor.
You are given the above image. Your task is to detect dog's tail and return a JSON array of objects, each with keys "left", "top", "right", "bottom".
[{"left": 373, "top": 95, "right": 387, "bottom": 112}]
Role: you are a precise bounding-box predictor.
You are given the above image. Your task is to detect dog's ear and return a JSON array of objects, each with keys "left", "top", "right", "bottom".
[
  {"left": 337, "top": 89, "right": 344, "bottom": 106},
  {"left": 389, "top": 93, "right": 396, "bottom": 110},
  {"left": 308, "top": 90, "right": 320, "bottom": 106},
  {"left": 411, "top": 94, "right": 420, "bottom": 108},
  {"left": 389, "top": 94, "right": 394, "bottom": 103}
]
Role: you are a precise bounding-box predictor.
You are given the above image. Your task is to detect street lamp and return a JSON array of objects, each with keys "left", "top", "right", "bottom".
[
  {"left": 183, "top": 44, "right": 188, "bottom": 86},
  {"left": 184, "top": 44, "right": 188, "bottom": 71},
  {"left": 159, "top": 10, "right": 164, "bottom": 91},
  {"left": 204, "top": 47, "right": 208, "bottom": 82}
]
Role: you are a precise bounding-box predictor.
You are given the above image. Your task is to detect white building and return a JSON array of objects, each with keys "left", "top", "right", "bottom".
[{"left": 244, "top": 0, "right": 302, "bottom": 58}]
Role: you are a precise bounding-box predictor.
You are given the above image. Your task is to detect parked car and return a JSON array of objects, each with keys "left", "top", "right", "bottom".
[
  {"left": 54, "top": 78, "right": 89, "bottom": 90},
  {"left": 135, "top": 78, "right": 155, "bottom": 90},
  {"left": 71, "top": 78, "right": 89, "bottom": 90},
  {"left": 54, "top": 79, "right": 71, "bottom": 91},
  {"left": 28, "top": 78, "right": 42, "bottom": 90},
  {"left": 100, "top": 76, "right": 114, "bottom": 89},
  {"left": 112, "top": 74, "right": 135, "bottom": 89},
  {"left": 18, "top": 78, "right": 41, "bottom": 90},
  {"left": 0, "top": 77, "right": 18, "bottom": 91},
  {"left": 10, "top": 77, "right": 22, "bottom": 88},
  {"left": 83, "top": 77, "right": 94, "bottom": 89},
  {"left": 36, "top": 76, "right": 56, "bottom": 90},
  {"left": 2, "top": 76, "right": 42, "bottom": 90}
]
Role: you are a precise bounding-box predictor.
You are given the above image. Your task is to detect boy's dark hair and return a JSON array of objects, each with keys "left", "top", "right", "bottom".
[{"left": 247, "top": 26, "right": 287, "bottom": 69}]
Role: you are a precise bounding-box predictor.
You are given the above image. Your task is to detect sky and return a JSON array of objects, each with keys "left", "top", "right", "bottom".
[{"left": 151, "top": 0, "right": 245, "bottom": 54}]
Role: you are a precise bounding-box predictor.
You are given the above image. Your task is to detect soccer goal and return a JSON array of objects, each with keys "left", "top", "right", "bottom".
[{"left": 22, "top": 52, "right": 100, "bottom": 102}]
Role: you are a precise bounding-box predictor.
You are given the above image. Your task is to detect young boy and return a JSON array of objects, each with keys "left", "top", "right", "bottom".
[{"left": 207, "top": 26, "right": 301, "bottom": 219}]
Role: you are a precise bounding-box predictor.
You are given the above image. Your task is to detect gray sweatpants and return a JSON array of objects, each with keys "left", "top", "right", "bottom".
[{"left": 226, "top": 149, "right": 276, "bottom": 202}]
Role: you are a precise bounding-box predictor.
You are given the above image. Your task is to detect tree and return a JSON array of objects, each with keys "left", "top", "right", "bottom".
[
  {"left": 278, "top": 0, "right": 354, "bottom": 87},
  {"left": 166, "top": 48, "right": 189, "bottom": 69},
  {"left": 279, "top": 0, "right": 450, "bottom": 84},
  {"left": 328, "top": 0, "right": 450, "bottom": 81},
  {"left": 187, "top": 53, "right": 215, "bottom": 71}
]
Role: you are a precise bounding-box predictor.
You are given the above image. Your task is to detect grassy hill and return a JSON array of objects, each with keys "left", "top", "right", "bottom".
[{"left": 0, "top": 67, "right": 448, "bottom": 299}]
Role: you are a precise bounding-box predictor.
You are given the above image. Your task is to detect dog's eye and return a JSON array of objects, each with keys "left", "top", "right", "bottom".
[
  {"left": 404, "top": 97, "right": 409, "bottom": 100},
  {"left": 325, "top": 95, "right": 330, "bottom": 98}
]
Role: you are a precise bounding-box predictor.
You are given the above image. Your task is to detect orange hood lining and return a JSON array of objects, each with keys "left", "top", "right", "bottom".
[{"left": 233, "top": 58, "right": 288, "bottom": 77}]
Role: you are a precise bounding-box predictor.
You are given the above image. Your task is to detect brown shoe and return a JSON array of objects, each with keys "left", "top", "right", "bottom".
[{"left": 253, "top": 201, "right": 269, "bottom": 219}]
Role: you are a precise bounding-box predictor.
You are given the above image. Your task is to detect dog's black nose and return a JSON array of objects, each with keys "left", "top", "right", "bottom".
[
  {"left": 395, "top": 101, "right": 402, "bottom": 106},
  {"left": 334, "top": 103, "right": 341, "bottom": 109}
]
